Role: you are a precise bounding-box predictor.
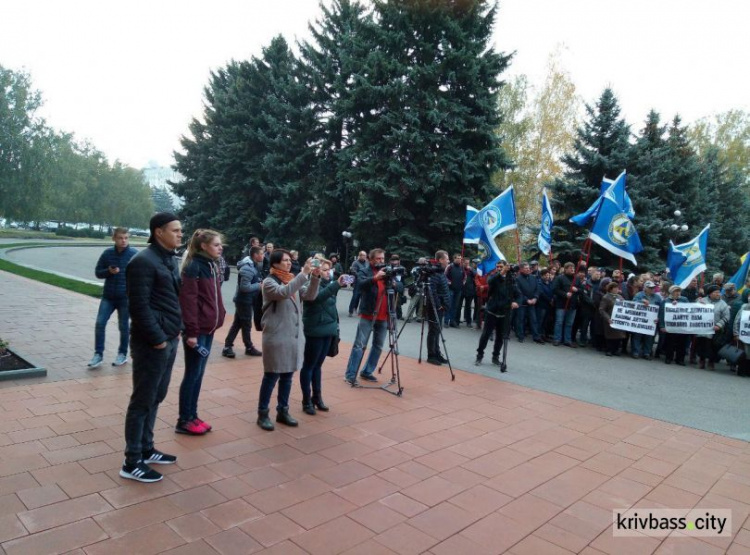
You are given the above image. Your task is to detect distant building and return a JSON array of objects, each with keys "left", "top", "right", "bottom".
[{"left": 142, "top": 160, "right": 183, "bottom": 189}]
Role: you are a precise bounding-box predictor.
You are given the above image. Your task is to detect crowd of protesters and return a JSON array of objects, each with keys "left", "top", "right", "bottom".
[{"left": 91, "top": 215, "right": 749, "bottom": 484}]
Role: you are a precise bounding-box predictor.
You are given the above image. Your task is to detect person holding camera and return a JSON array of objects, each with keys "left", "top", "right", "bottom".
[
  {"left": 348, "top": 251, "right": 369, "bottom": 317},
  {"left": 177, "top": 229, "right": 227, "bottom": 435},
  {"left": 257, "top": 251, "right": 320, "bottom": 431},
  {"left": 426, "top": 250, "right": 451, "bottom": 365},
  {"left": 475, "top": 260, "right": 520, "bottom": 367},
  {"left": 300, "top": 257, "right": 349, "bottom": 414},
  {"left": 344, "top": 249, "right": 388, "bottom": 384},
  {"left": 88, "top": 227, "right": 138, "bottom": 369}
]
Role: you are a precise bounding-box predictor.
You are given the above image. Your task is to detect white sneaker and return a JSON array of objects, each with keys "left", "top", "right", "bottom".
[
  {"left": 112, "top": 353, "right": 128, "bottom": 367},
  {"left": 87, "top": 353, "right": 103, "bottom": 368}
]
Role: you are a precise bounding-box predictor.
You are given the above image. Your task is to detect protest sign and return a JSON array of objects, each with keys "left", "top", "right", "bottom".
[
  {"left": 664, "top": 303, "right": 715, "bottom": 335},
  {"left": 740, "top": 311, "right": 750, "bottom": 345},
  {"left": 611, "top": 300, "right": 659, "bottom": 334}
]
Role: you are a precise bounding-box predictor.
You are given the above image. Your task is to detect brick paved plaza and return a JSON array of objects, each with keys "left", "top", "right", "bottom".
[{"left": 2, "top": 271, "right": 750, "bottom": 554}]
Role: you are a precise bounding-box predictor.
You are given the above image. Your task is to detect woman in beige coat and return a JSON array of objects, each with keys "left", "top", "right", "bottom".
[
  {"left": 257, "top": 249, "right": 320, "bottom": 431},
  {"left": 599, "top": 281, "right": 626, "bottom": 357}
]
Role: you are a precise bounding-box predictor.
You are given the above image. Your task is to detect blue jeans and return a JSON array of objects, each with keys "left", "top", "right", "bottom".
[
  {"left": 345, "top": 318, "right": 387, "bottom": 380},
  {"left": 348, "top": 282, "right": 361, "bottom": 315},
  {"left": 95, "top": 297, "right": 129, "bottom": 355},
  {"left": 554, "top": 308, "right": 577, "bottom": 344},
  {"left": 258, "top": 372, "right": 294, "bottom": 411},
  {"left": 632, "top": 333, "right": 655, "bottom": 357},
  {"left": 179, "top": 334, "right": 214, "bottom": 422},
  {"left": 516, "top": 304, "right": 540, "bottom": 340},
  {"left": 300, "top": 335, "right": 333, "bottom": 400}
]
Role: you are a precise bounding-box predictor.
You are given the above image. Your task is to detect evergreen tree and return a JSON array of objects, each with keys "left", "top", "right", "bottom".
[
  {"left": 338, "top": 0, "right": 512, "bottom": 260},
  {"left": 547, "top": 88, "right": 631, "bottom": 265},
  {"left": 151, "top": 186, "right": 176, "bottom": 214},
  {"left": 298, "top": 0, "right": 372, "bottom": 255}
]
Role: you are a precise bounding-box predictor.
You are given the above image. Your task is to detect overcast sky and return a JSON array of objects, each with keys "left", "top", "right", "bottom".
[{"left": 3, "top": 0, "right": 748, "bottom": 169}]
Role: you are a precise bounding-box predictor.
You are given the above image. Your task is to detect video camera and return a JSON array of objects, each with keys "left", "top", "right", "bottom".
[{"left": 374, "top": 263, "right": 407, "bottom": 278}]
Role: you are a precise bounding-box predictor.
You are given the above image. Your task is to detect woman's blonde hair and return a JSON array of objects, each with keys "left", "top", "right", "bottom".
[{"left": 181, "top": 229, "right": 224, "bottom": 273}]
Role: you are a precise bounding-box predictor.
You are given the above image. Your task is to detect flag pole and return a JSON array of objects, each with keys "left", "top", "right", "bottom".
[{"left": 515, "top": 228, "right": 522, "bottom": 263}]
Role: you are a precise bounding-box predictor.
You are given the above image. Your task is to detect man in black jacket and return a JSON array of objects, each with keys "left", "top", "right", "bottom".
[
  {"left": 120, "top": 213, "right": 183, "bottom": 483},
  {"left": 552, "top": 262, "right": 581, "bottom": 347},
  {"left": 475, "top": 260, "right": 520, "bottom": 367},
  {"left": 445, "top": 254, "right": 464, "bottom": 327},
  {"left": 426, "top": 250, "right": 451, "bottom": 365}
]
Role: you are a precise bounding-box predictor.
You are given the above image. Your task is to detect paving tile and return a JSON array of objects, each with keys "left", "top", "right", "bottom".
[
  {"left": 17, "top": 492, "right": 112, "bottom": 533},
  {"left": 532, "top": 467, "right": 611, "bottom": 508},
  {"left": 16, "top": 483, "right": 68, "bottom": 509},
  {"left": 282, "top": 492, "right": 356, "bottom": 529},
  {"left": 201, "top": 498, "right": 264, "bottom": 530},
  {"left": 460, "top": 512, "right": 529, "bottom": 553},
  {"left": 208, "top": 476, "right": 256, "bottom": 501},
  {"left": 336, "top": 476, "right": 401, "bottom": 507},
  {"left": 93, "top": 497, "right": 187, "bottom": 537},
  {"left": 407, "top": 501, "right": 477, "bottom": 541},
  {"left": 427, "top": 533, "right": 497, "bottom": 555},
  {"left": 290, "top": 515, "right": 374, "bottom": 555},
  {"left": 239, "top": 467, "right": 291, "bottom": 491},
  {"left": 2, "top": 518, "right": 107, "bottom": 555},
  {"left": 0, "top": 472, "right": 40, "bottom": 497},
  {"left": 499, "top": 493, "right": 565, "bottom": 532},
  {"left": 160, "top": 539, "right": 221, "bottom": 555},
  {"left": 100, "top": 477, "right": 183, "bottom": 509},
  {"left": 166, "top": 512, "right": 222, "bottom": 542},
  {"left": 240, "top": 512, "right": 306, "bottom": 547},
  {"left": 401, "top": 475, "right": 465, "bottom": 507},
  {"left": 508, "top": 534, "right": 577, "bottom": 555},
  {"left": 373, "top": 522, "right": 439, "bottom": 555},
  {"left": 57, "top": 471, "right": 118, "bottom": 498},
  {"left": 535, "top": 522, "right": 592, "bottom": 553},
  {"left": 379, "top": 493, "right": 429, "bottom": 518},
  {"left": 349, "top": 501, "right": 408, "bottom": 534},
  {"left": 167, "top": 484, "right": 228, "bottom": 512},
  {"left": 84, "top": 522, "right": 186, "bottom": 555},
  {"left": 448, "top": 484, "right": 513, "bottom": 517},
  {"left": 0, "top": 514, "right": 27, "bottom": 544}
]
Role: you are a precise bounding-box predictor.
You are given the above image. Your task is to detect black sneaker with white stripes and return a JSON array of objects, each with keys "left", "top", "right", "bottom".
[
  {"left": 142, "top": 449, "right": 177, "bottom": 465},
  {"left": 119, "top": 460, "right": 163, "bottom": 483}
]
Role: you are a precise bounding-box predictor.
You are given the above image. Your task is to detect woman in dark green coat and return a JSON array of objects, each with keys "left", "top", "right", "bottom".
[{"left": 300, "top": 258, "right": 349, "bottom": 415}]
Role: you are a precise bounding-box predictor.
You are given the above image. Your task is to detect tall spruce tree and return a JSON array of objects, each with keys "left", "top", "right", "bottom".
[
  {"left": 298, "top": 0, "right": 373, "bottom": 256},
  {"left": 547, "top": 88, "right": 631, "bottom": 266},
  {"left": 338, "top": 0, "right": 512, "bottom": 260}
]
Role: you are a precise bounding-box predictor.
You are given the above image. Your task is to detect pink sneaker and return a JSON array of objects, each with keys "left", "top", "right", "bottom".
[
  {"left": 175, "top": 419, "right": 208, "bottom": 435},
  {"left": 195, "top": 418, "right": 212, "bottom": 432}
]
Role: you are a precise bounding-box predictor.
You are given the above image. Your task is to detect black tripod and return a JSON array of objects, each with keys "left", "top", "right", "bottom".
[
  {"left": 380, "top": 274, "right": 455, "bottom": 381},
  {"left": 357, "top": 276, "right": 404, "bottom": 396}
]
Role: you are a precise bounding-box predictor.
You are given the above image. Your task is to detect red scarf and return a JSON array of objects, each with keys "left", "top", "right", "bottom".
[{"left": 270, "top": 267, "right": 294, "bottom": 284}]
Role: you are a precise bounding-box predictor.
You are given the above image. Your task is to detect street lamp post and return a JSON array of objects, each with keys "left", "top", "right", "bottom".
[{"left": 342, "top": 231, "right": 353, "bottom": 269}]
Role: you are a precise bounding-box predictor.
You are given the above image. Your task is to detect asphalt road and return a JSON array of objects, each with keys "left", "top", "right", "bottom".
[{"left": 7, "top": 244, "right": 750, "bottom": 440}]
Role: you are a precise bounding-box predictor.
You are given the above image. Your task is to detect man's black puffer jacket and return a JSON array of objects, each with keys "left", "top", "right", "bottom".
[{"left": 126, "top": 243, "right": 182, "bottom": 346}]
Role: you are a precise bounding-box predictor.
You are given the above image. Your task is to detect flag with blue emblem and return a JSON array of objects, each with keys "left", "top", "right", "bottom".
[
  {"left": 538, "top": 188, "right": 553, "bottom": 256},
  {"left": 464, "top": 187, "right": 516, "bottom": 274},
  {"left": 587, "top": 191, "right": 643, "bottom": 265},
  {"left": 666, "top": 225, "right": 710, "bottom": 288},
  {"left": 728, "top": 252, "right": 750, "bottom": 295},
  {"left": 570, "top": 171, "right": 634, "bottom": 227},
  {"left": 463, "top": 205, "right": 480, "bottom": 244}
]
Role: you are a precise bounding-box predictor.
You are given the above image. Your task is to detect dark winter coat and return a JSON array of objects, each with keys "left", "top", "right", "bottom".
[
  {"left": 599, "top": 293, "right": 626, "bottom": 340},
  {"left": 126, "top": 243, "right": 182, "bottom": 346},
  {"left": 356, "top": 263, "right": 380, "bottom": 316},
  {"left": 484, "top": 271, "right": 521, "bottom": 316},
  {"left": 552, "top": 273, "right": 581, "bottom": 311},
  {"left": 95, "top": 246, "right": 138, "bottom": 300},
  {"left": 516, "top": 273, "right": 540, "bottom": 305},
  {"left": 462, "top": 268, "right": 477, "bottom": 297},
  {"left": 179, "top": 254, "right": 227, "bottom": 338},
  {"left": 302, "top": 278, "right": 341, "bottom": 338},
  {"left": 446, "top": 262, "right": 465, "bottom": 292},
  {"left": 427, "top": 271, "right": 451, "bottom": 311}
]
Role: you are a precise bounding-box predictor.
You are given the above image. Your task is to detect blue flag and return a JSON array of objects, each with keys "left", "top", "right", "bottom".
[
  {"left": 588, "top": 193, "right": 643, "bottom": 265},
  {"left": 538, "top": 188, "right": 553, "bottom": 256},
  {"left": 463, "top": 205, "right": 480, "bottom": 244},
  {"left": 475, "top": 223, "right": 507, "bottom": 276},
  {"left": 570, "top": 171, "right": 634, "bottom": 227},
  {"left": 728, "top": 252, "right": 750, "bottom": 295},
  {"left": 666, "top": 225, "right": 710, "bottom": 288},
  {"left": 465, "top": 186, "right": 518, "bottom": 240}
]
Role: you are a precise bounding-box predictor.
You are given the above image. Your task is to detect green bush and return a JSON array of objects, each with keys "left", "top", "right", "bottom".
[{"left": 54, "top": 227, "right": 107, "bottom": 239}]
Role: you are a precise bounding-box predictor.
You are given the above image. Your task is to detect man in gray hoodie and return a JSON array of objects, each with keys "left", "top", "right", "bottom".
[{"left": 222, "top": 246, "right": 264, "bottom": 358}]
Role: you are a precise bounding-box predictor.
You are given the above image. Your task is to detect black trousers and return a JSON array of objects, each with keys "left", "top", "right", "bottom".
[
  {"left": 426, "top": 304, "right": 443, "bottom": 358},
  {"left": 477, "top": 312, "right": 509, "bottom": 360},
  {"left": 663, "top": 333, "right": 687, "bottom": 363},
  {"left": 124, "top": 337, "right": 179, "bottom": 464},
  {"left": 225, "top": 304, "right": 254, "bottom": 349}
]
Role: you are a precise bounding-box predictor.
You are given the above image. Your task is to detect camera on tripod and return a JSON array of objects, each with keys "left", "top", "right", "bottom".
[
  {"left": 374, "top": 263, "right": 407, "bottom": 278},
  {"left": 414, "top": 262, "right": 443, "bottom": 281}
]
